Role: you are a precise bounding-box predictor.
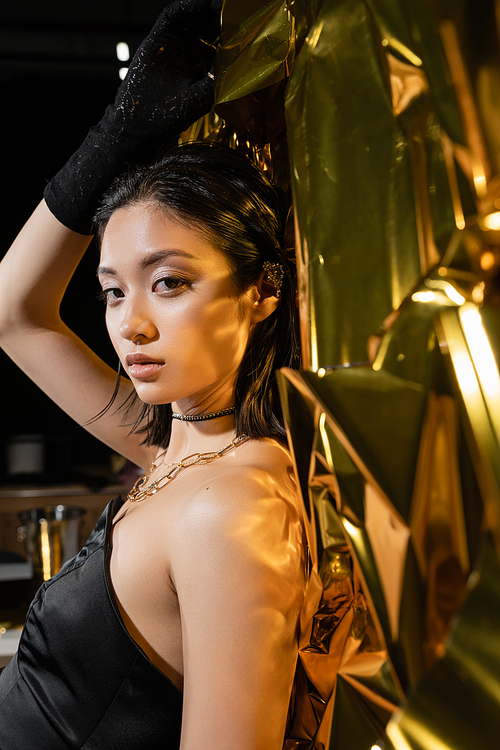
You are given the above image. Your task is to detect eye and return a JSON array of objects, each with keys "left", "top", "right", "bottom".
[
  {"left": 153, "top": 276, "right": 189, "bottom": 294},
  {"left": 97, "top": 288, "right": 125, "bottom": 305}
]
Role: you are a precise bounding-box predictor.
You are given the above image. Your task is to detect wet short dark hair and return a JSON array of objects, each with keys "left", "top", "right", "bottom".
[{"left": 93, "top": 141, "right": 300, "bottom": 447}]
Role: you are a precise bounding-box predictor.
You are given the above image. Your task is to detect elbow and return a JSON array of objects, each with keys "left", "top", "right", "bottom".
[
  {"left": 0, "top": 272, "right": 22, "bottom": 341},
  {"left": 0, "top": 286, "right": 24, "bottom": 340},
  {"left": 0, "top": 299, "right": 14, "bottom": 342},
  {"left": 0, "top": 311, "right": 22, "bottom": 348},
  {"left": 0, "top": 278, "right": 58, "bottom": 343},
  {"left": 0, "top": 298, "right": 42, "bottom": 345}
]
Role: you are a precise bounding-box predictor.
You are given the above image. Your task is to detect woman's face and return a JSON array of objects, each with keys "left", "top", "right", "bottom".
[{"left": 98, "top": 203, "right": 256, "bottom": 411}]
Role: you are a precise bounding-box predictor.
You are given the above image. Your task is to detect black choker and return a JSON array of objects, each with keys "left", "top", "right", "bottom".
[{"left": 171, "top": 407, "right": 236, "bottom": 422}]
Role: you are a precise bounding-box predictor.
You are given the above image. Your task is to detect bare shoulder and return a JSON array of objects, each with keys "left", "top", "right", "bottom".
[
  {"left": 169, "top": 437, "right": 304, "bottom": 576},
  {"left": 183, "top": 437, "right": 299, "bottom": 524}
]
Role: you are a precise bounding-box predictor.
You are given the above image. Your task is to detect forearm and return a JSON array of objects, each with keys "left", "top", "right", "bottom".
[{"left": 0, "top": 200, "right": 92, "bottom": 337}]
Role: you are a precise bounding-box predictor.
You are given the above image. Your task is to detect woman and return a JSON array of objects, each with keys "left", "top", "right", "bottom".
[{"left": 0, "top": 3, "right": 305, "bottom": 749}]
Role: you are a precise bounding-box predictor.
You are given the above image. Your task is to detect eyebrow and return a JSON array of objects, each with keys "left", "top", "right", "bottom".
[{"left": 97, "top": 249, "right": 197, "bottom": 277}]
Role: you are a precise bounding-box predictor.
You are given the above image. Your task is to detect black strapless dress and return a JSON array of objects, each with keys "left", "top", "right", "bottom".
[{"left": 0, "top": 496, "right": 183, "bottom": 750}]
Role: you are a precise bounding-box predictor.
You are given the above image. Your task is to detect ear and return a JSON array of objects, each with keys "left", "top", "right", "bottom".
[{"left": 247, "top": 269, "right": 281, "bottom": 324}]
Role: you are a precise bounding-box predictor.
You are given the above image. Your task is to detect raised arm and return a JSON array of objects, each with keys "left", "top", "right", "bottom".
[
  {"left": 0, "top": 1, "right": 220, "bottom": 467},
  {"left": 0, "top": 202, "right": 149, "bottom": 463}
]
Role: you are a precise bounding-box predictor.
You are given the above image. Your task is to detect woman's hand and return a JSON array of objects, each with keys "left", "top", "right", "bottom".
[
  {"left": 44, "top": 0, "right": 222, "bottom": 234},
  {"left": 113, "top": 0, "right": 220, "bottom": 133}
]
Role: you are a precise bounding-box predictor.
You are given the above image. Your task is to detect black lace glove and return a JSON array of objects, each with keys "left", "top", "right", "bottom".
[{"left": 44, "top": 0, "right": 221, "bottom": 234}]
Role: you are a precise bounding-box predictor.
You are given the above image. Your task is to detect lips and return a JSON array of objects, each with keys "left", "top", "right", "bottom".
[{"left": 125, "top": 353, "right": 165, "bottom": 380}]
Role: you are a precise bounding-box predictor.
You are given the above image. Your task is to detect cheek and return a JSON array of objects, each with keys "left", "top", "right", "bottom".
[
  {"left": 198, "top": 298, "right": 251, "bottom": 359},
  {"left": 170, "top": 299, "right": 250, "bottom": 383}
]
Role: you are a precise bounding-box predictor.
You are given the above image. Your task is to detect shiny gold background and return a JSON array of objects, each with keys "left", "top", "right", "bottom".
[{"left": 188, "top": 1, "right": 500, "bottom": 746}]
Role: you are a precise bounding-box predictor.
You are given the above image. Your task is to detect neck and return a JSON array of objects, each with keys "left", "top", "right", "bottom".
[
  {"left": 165, "top": 406, "right": 237, "bottom": 461},
  {"left": 164, "top": 381, "right": 238, "bottom": 458},
  {"left": 171, "top": 406, "right": 235, "bottom": 422}
]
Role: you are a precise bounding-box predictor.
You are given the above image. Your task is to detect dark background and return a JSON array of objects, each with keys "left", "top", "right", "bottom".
[{"left": 1, "top": 1, "right": 165, "bottom": 483}]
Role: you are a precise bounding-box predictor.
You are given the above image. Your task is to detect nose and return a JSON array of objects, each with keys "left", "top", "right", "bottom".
[{"left": 119, "top": 298, "right": 158, "bottom": 343}]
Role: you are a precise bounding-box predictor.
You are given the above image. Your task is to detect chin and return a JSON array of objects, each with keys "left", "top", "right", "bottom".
[
  {"left": 132, "top": 384, "right": 171, "bottom": 406},
  {"left": 136, "top": 394, "right": 171, "bottom": 406}
]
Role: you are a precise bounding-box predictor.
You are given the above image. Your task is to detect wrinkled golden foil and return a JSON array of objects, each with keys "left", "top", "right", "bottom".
[{"left": 202, "top": 0, "right": 500, "bottom": 746}]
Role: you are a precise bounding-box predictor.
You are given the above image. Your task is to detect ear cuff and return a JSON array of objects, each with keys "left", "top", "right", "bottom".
[{"left": 262, "top": 261, "right": 284, "bottom": 297}]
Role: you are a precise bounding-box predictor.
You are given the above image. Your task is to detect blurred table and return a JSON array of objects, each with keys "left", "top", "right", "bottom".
[
  {"left": 0, "top": 484, "right": 126, "bottom": 559},
  {"left": 0, "top": 484, "right": 127, "bottom": 668}
]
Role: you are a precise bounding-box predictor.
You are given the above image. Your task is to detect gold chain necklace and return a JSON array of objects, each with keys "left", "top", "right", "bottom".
[{"left": 127, "top": 434, "right": 251, "bottom": 503}]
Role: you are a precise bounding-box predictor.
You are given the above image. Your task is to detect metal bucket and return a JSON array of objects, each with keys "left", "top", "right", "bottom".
[{"left": 17, "top": 505, "right": 86, "bottom": 581}]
